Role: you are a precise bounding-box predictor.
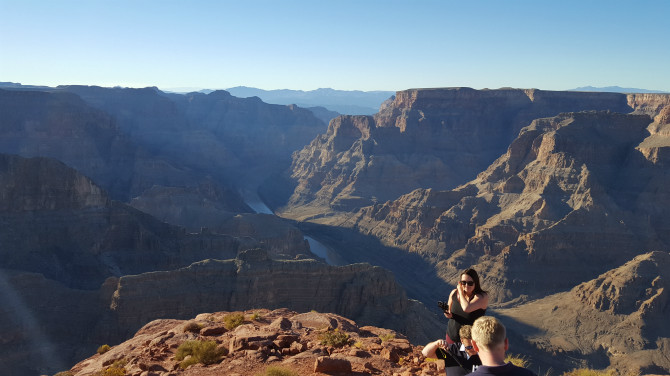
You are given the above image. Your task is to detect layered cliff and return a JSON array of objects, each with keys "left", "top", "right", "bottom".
[
  {"left": 499, "top": 251, "right": 670, "bottom": 375},
  {"left": 0, "top": 153, "right": 441, "bottom": 376},
  {"left": 101, "top": 248, "right": 441, "bottom": 346},
  {"left": 0, "top": 249, "right": 443, "bottom": 376},
  {"left": 0, "top": 153, "right": 246, "bottom": 290},
  {"left": 62, "top": 86, "right": 327, "bottom": 190},
  {"left": 0, "top": 89, "right": 141, "bottom": 200},
  {"left": 278, "top": 88, "right": 637, "bottom": 217},
  {"left": 349, "top": 110, "right": 670, "bottom": 303}
]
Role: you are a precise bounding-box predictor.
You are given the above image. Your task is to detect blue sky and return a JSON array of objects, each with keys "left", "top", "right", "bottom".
[{"left": 2, "top": 0, "right": 669, "bottom": 92}]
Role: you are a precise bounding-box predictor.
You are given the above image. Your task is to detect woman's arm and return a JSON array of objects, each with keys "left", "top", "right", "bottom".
[
  {"left": 443, "top": 289, "right": 457, "bottom": 318},
  {"left": 422, "top": 339, "right": 446, "bottom": 358},
  {"left": 457, "top": 290, "right": 489, "bottom": 313}
]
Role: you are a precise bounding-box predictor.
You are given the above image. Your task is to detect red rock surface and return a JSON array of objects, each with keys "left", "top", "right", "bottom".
[{"left": 67, "top": 309, "right": 446, "bottom": 376}]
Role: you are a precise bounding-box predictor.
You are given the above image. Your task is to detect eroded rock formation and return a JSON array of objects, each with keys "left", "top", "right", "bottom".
[
  {"left": 278, "top": 88, "right": 637, "bottom": 217},
  {"left": 66, "top": 309, "right": 439, "bottom": 376},
  {"left": 499, "top": 251, "right": 670, "bottom": 375},
  {"left": 349, "top": 110, "right": 670, "bottom": 303}
]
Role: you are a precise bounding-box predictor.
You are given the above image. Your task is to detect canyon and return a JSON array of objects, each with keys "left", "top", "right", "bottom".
[{"left": 1, "top": 85, "right": 669, "bottom": 375}]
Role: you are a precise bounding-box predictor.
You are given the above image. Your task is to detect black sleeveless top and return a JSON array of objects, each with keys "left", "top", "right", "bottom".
[{"left": 447, "top": 290, "right": 486, "bottom": 343}]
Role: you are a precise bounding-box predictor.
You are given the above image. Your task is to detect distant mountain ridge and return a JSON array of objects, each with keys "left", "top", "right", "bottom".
[
  {"left": 570, "top": 85, "right": 669, "bottom": 94},
  {"left": 225, "top": 86, "right": 395, "bottom": 115}
]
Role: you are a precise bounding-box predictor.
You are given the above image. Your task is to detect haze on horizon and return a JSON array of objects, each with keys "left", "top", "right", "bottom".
[{"left": 1, "top": 0, "right": 669, "bottom": 93}]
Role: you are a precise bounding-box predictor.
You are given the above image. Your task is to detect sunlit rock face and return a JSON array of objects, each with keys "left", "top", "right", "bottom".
[
  {"left": 350, "top": 109, "right": 670, "bottom": 303},
  {"left": 279, "top": 88, "right": 637, "bottom": 215}
]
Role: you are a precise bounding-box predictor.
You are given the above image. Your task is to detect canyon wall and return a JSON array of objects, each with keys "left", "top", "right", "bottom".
[
  {"left": 278, "top": 88, "right": 635, "bottom": 217},
  {"left": 350, "top": 108, "right": 670, "bottom": 303}
]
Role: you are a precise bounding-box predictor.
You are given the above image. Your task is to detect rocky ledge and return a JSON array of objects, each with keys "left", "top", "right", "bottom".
[{"left": 67, "top": 309, "right": 445, "bottom": 376}]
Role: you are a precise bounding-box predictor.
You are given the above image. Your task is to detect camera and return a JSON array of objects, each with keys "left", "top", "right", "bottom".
[{"left": 437, "top": 301, "right": 449, "bottom": 311}]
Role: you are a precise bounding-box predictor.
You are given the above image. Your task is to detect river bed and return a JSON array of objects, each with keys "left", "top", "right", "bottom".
[{"left": 241, "top": 190, "right": 342, "bottom": 266}]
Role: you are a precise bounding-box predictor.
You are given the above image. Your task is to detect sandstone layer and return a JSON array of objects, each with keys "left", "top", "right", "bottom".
[
  {"left": 277, "top": 88, "right": 638, "bottom": 217},
  {"left": 349, "top": 110, "right": 669, "bottom": 303}
]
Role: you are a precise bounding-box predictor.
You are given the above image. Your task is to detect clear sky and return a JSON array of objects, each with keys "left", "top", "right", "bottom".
[{"left": 2, "top": 0, "right": 669, "bottom": 92}]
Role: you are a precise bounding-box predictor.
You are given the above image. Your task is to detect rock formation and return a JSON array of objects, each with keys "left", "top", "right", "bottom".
[
  {"left": 0, "top": 153, "right": 247, "bottom": 290},
  {"left": 100, "top": 248, "right": 441, "bottom": 347},
  {"left": 65, "top": 309, "right": 440, "bottom": 376},
  {"left": 498, "top": 251, "right": 670, "bottom": 375},
  {"left": 0, "top": 249, "right": 443, "bottom": 376},
  {"left": 277, "top": 88, "right": 636, "bottom": 217},
  {"left": 61, "top": 86, "right": 327, "bottom": 191},
  {"left": 349, "top": 110, "right": 669, "bottom": 303},
  {"left": 0, "top": 88, "right": 142, "bottom": 200},
  {"left": 0, "top": 155, "right": 441, "bottom": 376}
]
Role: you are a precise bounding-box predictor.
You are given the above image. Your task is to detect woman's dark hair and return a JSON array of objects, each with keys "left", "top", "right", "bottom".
[{"left": 461, "top": 268, "right": 487, "bottom": 296}]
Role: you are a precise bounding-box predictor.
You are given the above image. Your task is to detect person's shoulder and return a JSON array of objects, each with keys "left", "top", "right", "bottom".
[{"left": 511, "top": 364, "right": 537, "bottom": 376}]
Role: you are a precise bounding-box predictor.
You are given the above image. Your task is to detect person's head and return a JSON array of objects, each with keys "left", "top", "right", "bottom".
[
  {"left": 459, "top": 325, "right": 477, "bottom": 356},
  {"left": 460, "top": 268, "right": 486, "bottom": 297},
  {"left": 471, "top": 316, "right": 507, "bottom": 353}
]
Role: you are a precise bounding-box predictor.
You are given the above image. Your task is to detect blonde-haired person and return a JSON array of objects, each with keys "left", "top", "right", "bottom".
[
  {"left": 422, "top": 325, "right": 481, "bottom": 375},
  {"left": 469, "top": 316, "right": 537, "bottom": 376}
]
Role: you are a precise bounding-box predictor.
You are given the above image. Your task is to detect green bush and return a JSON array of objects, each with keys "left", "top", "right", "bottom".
[
  {"left": 91, "top": 359, "right": 127, "bottom": 376},
  {"left": 223, "top": 312, "right": 245, "bottom": 330},
  {"left": 318, "top": 328, "right": 350, "bottom": 347},
  {"left": 183, "top": 321, "right": 202, "bottom": 333},
  {"left": 97, "top": 344, "right": 111, "bottom": 354},
  {"left": 175, "top": 340, "right": 224, "bottom": 369},
  {"left": 379, "top": 333, "right": 396, "bottom": 342},
  {"left": 250, "top": 311, "right": 262, "bottom": 320},
  {"left": 255, "top": 366, "right": 299, "bottom": 376}
]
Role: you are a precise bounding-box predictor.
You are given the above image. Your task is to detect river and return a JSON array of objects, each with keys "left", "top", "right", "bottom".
[{"left": 241, "top": 190, "right": 343, "bottom": 266}]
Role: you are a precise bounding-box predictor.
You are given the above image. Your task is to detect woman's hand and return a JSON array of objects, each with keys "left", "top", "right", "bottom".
[
  {"left": 457, "top": 280, "right": 465, "bottom": 298},
  {"left": 443, "top": 311, "right": 452, "bottom": 319}
]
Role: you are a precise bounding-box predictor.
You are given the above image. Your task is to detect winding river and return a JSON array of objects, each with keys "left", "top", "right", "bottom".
[{"left": 241, "top": 190, "right": 343, "bottom": 266}]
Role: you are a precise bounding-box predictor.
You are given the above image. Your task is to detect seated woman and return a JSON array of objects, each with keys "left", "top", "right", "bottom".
[
  {"left": 444, "top": 268, "right": 489, "bottom": 344},
  {"left": 423, "top": 325, "right": 481, "bottom": 375}
]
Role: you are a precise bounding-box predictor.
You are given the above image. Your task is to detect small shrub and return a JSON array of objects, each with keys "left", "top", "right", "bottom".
[
  {"left": 353, "top": 341, "right": 365, "bottom": 349},
  {"left": 179, "top": 356, "right": 199, "bottom": 369},
  {"left": 175, "top": 340, "right": 224, "bottom": 368},
  {"left": 562, "top": 369, "right": 616, "bottom": 376},
  {"left": 379, "top": 333, "right": 396, "bottom": 342},
  {"left": 183, "top": 321, "right": 202, "bottom": 333},
  {"left": 91, "top": 359, "right": 127, "bottom": 376},
  {"left": 505, "top": 353, "right": 529, "bottom": 368},
  {"left": 318, "top": 328, "right": 350, "bottom": 347},
  {"left": 223, "top": 312, "right": 245, "bottom": 330},
  {"left": 255, "top": 366, "right": 299, "bottom": 376},
  {"left": 97, "top": 344, "right": 111, "bottom": 355},
  {"left": 250, "top": 311, "right": 262, "bottom": 320}
]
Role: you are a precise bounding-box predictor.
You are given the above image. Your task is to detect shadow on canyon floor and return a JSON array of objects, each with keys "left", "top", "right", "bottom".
[{"left": 294, "top": 221, "right": 452, "bottom": 315}]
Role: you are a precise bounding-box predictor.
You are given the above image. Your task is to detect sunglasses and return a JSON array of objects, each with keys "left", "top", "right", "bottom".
[
  {"left": 460, "top": 280, "right": 474, "bottom": 286},
  {"left": 464, "top": 345, "right": 474, "bottom": 350}
]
